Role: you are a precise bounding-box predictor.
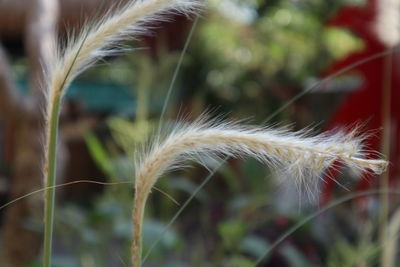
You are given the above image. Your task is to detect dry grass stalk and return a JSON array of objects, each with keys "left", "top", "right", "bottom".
[
  {"left": 39, "top": 0, "right": 390, "bottom": 265},
  {"left": 132, "top": 118, "right": 388, "bottom": 266},
  {"left": 47, "top": 0, "right": 200, "bottom": 95},
  {"left": 44, "top": 0, "right": 202, "bottom": 182},
  {"left": 43, "top": 0, "right": 200, "bottom": 189},
  {"left": 42, "top": 0, "right": 201, "bottom": 265},
  {"left": 45, "top": 0, "right": 201, "bottom": 130}
]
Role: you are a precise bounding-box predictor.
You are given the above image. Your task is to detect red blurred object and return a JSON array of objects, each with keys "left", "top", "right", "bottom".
[{"left": 320, "top": 0, "right": 400, "bottom": 203}]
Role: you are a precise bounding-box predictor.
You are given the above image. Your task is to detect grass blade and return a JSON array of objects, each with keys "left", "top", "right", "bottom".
[{"left": 158, "top": 15, "right": 200, "bottom": 127}]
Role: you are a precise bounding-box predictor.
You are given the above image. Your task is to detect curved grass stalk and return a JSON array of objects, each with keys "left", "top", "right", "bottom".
[
  {"left": 158, "top": 15, "right": 200, "bottom": 127},
  {"left": 141, "top": 17, "right": 200, "bottom": 262},
  {"left": 43, "top": 1, "right": 201, "bottom": 266},
  {"left": 0, "top": 180, "right": 133, "bottom": 212},
  {"left": 379, "top": 48, "right": 393, "bottom": 267},
  {"left": 252, "top": 189, "right": 399, "bottom": 266},
  {"left": 133, "top": 119, "right": 387, "bottom": 266},
  {"left": 143, "top": 44, "right": 400, "bottom": 267}
]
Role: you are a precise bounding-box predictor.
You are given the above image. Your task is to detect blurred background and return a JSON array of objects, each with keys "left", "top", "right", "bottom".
[{"left": 0, "top": 0, "right": 399, "bottom": 266}]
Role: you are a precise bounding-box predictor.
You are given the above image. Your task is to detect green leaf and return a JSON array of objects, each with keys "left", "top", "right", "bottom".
[{"left": 84, "top": 131, "right": 113, "bottom": 177}]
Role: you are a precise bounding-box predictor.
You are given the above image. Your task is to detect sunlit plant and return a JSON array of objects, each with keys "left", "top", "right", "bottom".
[{"left": 36, "top": 0, "right": 388, "bottom": 266}]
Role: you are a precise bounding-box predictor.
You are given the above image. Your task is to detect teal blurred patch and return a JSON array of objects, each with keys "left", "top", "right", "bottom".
[{"left": 17, "top": 79, "right": 135, "bottom": 115}]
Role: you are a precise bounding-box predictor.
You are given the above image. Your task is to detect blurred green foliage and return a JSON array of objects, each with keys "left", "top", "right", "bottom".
[{"left": 49, "top": 0, "right": 388, "bottom": 266}]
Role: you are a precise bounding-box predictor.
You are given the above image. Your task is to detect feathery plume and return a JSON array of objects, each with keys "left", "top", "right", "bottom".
[
  {"left": 41, "top": 1, "right": 201, "bottom": 266},
  {"left": 46, "top": 0, "right": 201, "bottom": 120},
  {"left": 43, "top": 0, "right": 201, "bottom": 211},
  {"left": 132, "top": 117, "right": 388, "bottom": 266}
]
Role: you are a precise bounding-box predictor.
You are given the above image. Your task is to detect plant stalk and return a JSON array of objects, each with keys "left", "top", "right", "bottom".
[
  {"left": 43, "top": 93, "right": 62, "bottom": 267},
  {"left": 380, "top": 49, "right": 392, "bottom": 267},
  {"left": 132, "top": 192, "right": 148, "bottom": 267}
]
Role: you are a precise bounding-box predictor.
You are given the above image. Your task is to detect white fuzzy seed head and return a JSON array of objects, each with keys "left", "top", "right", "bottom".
[
  {"left": 134, "top": 118, "right": 388, "bottom": 201},
  {"left": 45, "top": 0, "right": 202, "bottom": 128},
  {"left": 44, "top": 0, "right": 202, "bottom": 180}
]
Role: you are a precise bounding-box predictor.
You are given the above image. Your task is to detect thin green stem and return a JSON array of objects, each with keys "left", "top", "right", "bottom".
[
  {"left": 42, "top": 26, "right": 89, "bottom": 267},
  {"left": 252, "top": 189, "right": 396, "bottom": 266},
  {"left": 43, "top": 94, "right": 62, "bottom": 267},
  {"left": 137, "top": 15, "right": 200, "bottom": 264},
  {"left": 379, "top": 48, "right": 393, "bottom": 267},
  {"left": 266, "top": 48, "right": 394, "bottom": 122},
  {"left": 132, "top": 17, "right": 200, "bottom": 267},
  {"left": 0, "top": 180, "right": 133, "bottom": 211},
  {"left": 158, "top": 15, "right": 199, "bottom": 128}
]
